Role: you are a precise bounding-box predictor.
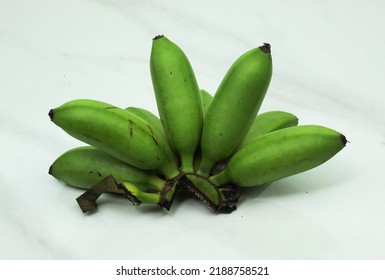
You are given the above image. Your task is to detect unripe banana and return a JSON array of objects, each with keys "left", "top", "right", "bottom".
[
  {"left": 150, "top": 35, "right": 203, "bottom": 173},
  {"left": 210, "top": 125, "right": 347, "bottom": 187},
  {"left": 124, "top": 106, "right": 181, "bottom": 203},
  {"left": 49, "top": 146, "right": 165, "bottom": 193},
  {"left": 200, "top": 89, "right": 213, "bottom": 116},
  {"left": 49, "top": 99, "right": 180, "bottom": 179},
  {"left": 198, "top": 92, "right": 296, "bottom": 148},
  {"left": 236, "top": 110, "right": 298, "bottom": 151},
  {"left": 198, "top": 44, "right": 273, "bottom": 176}
]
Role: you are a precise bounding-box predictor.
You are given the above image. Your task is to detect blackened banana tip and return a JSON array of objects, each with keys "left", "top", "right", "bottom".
[
  {"left": 48, "top": 109, "right": 54, "bottom": 121},
  {"left": 340, "top": 134, "right": 348, "bottom": 146},
  {"left": 48, "top": 165, "right": 53, "bottom": 175},
  {"left": 259, "top": 43, "right": 271, "bottom": 53},
  {"left": 153, "top": 35, "right": 164, "bottom": 40}
]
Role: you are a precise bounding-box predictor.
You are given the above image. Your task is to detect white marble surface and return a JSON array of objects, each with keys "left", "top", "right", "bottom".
[{"left": 1, "top": 0, "right": 385, "bottom": 259}]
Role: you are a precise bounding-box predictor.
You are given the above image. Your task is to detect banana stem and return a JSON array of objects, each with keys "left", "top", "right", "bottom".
[
  {"left": 196, "top": 156, "right": 215, "bottom": 177},
  {"left": 184, "top": 174, "right": 220, "bottom": 206},
  {"left": 121, "top": 182, "right": 161, "bottom": 205},
  {"left": 160, "top": 161, "right": 181, "bottom": 180},
  {"left": 209, "top": 169, "right": 231, "bottom": 186},
  {"left": 183, "top": 173, "right": 237, "bottom": 213},
  {"left": 158, "top": 173, "right": 185, "bottom": 210},
  {"left": 180, "top": 153, "right": 195, "bottom": 173},
  {"left": 148, "top": 175, "right": 167, "bottom": 191}
]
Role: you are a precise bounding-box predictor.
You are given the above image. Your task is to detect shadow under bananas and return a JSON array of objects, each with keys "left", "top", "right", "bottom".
[{"left": 237, "top": 183, "right": 272, "bottom": 204}]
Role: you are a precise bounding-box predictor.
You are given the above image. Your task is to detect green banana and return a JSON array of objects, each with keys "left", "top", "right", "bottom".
[
  {"left": 49, "top": 146, "right": 165, "bottom": 193},
  {"left": 124, "top": 106, "right": 181, "bottom": 205},
  {"left": 236, "top": 110, "right": 298, "bottom": 151},
  {"left": 210, "top": 125, "right": 347, "bottom": 187},
  {"left": 200, "top": 89, "right": 213, "bottom": 116},
  {"left": 150, "top": 35, "right": 203, "bottom": 173},
  {"left": 198, "top": 43, "right": 273, "bottom": 176},
  {"left": 48, "top": 36, "right": 348, "bottom": 215},
  {"left": 49, "top": 99, "right": 180, "bottom": 179}
]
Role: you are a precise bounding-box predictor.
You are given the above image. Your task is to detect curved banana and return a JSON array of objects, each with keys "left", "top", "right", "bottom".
[
  {"left": 150, "top": 35, "right": 203, "bottom": 172},
  {"left": 49, "top": 99, "right": 180, "bottom": 179},
  {"left": 236, "top": 110, "right": 298, "bottom": 151},
  {"left": 200, "top": 89, "right": 213, "bottom": 116},
  {"left": 198, "top": 43, "right": 273, "bottom": 176},
  {"left": 49, "top": 146, "right": 165, "bottom": 193},
  {"left": 210, "top": 125, "right": 347, "bottom": 187}
]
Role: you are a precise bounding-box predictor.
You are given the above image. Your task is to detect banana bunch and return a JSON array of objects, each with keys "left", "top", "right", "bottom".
[{"left": 49, "top": 35, "right": 347, "bottom": 214}]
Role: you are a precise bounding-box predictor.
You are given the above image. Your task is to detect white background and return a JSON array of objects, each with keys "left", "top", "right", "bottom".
[{"left": 1, "top": 0, "right": 384, "bottom": 259}]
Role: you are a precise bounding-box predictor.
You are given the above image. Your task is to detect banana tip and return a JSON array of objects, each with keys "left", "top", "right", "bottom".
[
  {"left": 259, "top": 43, "right": 271, "bottom": 53},
  {"left": 153, "top": 35, "right": 164, "bottom": 40},
  {"left": 340, "top": 134, "right": 348, "bottom": 146},
  {"left": 48, "top": 109, "right": 54, "bottom": 121},
  {"left": 48, "top": 165, "right": 53, "bottom": 175}
]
